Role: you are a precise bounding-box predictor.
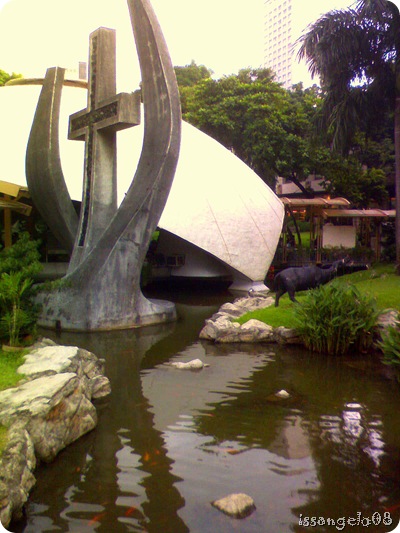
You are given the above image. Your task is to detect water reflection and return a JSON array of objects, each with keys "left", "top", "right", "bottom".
[{"left": 11, "top": 292, "right": 400, "bottom": 532}]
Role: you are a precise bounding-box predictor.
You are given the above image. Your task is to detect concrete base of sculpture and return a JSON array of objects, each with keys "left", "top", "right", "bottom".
[{"left": 36, "top": 288, "right": 176, "bottom": 331}]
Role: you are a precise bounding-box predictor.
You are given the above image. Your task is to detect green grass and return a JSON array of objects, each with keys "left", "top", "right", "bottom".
[
  {"left": 298, "top": 231, "right": 311, "bottom": 248},
  {"left": 0, "top": 348, "right": 26, "bottom": 391},
  {"left": 238, "top": 263, "right": 400, "bottom": 328},
  {"left": 0, "top": 348, "right": 27, "bottom": 456}
]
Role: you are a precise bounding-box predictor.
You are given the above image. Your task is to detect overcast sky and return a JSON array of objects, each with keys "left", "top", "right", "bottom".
[{"left": 0, "top": 0, "right": 355, "bottom": 89}]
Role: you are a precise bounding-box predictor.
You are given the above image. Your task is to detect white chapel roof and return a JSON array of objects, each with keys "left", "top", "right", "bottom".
[{"left": 0, "top": 82, "right": 284, "bottom": 282}]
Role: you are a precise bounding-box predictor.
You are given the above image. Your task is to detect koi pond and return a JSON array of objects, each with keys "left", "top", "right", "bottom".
[{"left": 11, "top": 287, "right": 400, "bottom": 532}]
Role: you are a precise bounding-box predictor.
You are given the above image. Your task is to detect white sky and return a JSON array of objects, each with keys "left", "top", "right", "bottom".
[{"left": 0, "top": 0, "right": 356, "bottom": 90}]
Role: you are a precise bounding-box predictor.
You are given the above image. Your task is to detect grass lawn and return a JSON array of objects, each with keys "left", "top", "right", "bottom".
[
  {"left": 237, "top": 263, "right": 400, "bottom": 328},
  {"left": 0, "top": 349, "right": 26, "bottom": 392},
  {"left": 0, "top": 348, "right": 26, "bottom": 455}
]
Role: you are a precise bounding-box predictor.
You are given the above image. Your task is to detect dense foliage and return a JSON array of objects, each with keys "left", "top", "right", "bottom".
[
  {"left": 175, "top": 63, "right": 393, "bottom": 206},
  {"left": 179, "top": 68, "right": 324, "bottom": 188},
  {"left": 174, "top": 61, "right": 212, "bottom": 88},
  {"left": 0, "top": 233, "right": 42, "bottom": 346},
  {"left": 293, "top": 282, "right": 379, "bottom": 356},
  {"left": 379, "top": 314, "right": 400, "bottom": 367},
  {"left": 298, "top": 0, "right": 400, "bottom": 268},
  {"left": 0, "top": 69, "right": 22, "bottom": 86}
]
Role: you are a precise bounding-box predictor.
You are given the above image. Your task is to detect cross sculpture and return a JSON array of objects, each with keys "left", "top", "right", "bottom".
[
  {"left": 26, "top": 0, "right": 181, "bottom": 331},
  {"left": 68, "top": 27, "right": 140, "bottom": 269}
]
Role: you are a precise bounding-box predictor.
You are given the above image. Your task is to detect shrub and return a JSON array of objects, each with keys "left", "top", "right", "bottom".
[
  {"left": 293, "top": 281, "right": 379, "bottom": 356},
  {"left": 0, "top": 272, "right": 35, "bottom": 346},
  {"left": 379, "top": 314, "right": 400, "bottom": 367},
  {"left": 0, "top": 232, "right": 42, "bottom": 278},
  {"left": 0, "top": 233, "right": 42, "bottom": 346}
]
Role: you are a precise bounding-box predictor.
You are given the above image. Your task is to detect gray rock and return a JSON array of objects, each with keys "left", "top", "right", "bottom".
[
  {"left": 377, "top": 309, "right": 399, "bottom": 330},
  {"left": 90, "top": 375, "right": 112, "bottom": 399},
  {"left": 219, "top": 303, "right": 245, "bottom": 318},
  {"left": 212, "top": 493, "right": 256, "bottom": 518},
  {"left": 199, "top": 316, "right": 238, "bottom": 341},
  {"left": 0, "top": 421, "right": 36, "bottom": 525},
  {"left": 235, "top": 295, "right": 274, "bottom": 312},
  {"left": 18, "top": 345, "right": 112, "bottom": 399},
  {"left": 18, "top": 346, "right": 82, "bottom": 379},
  {"left": 274, "top": 326, "right": 303, "bottom": 345},
  {"left": 0, "top": 374, "right": 97, "bottom": 462},
  {"left": 214, "top": 319, "right": 274, "bottom": 344},
  {"left": 275, "top": 389, "right": 290, "bottom": 399},
  {"left": 169, "top": 359, "right": 208, "bottom": 370},
  {"left": 0, "top": 341, "right": 111, "bottom": 527}
]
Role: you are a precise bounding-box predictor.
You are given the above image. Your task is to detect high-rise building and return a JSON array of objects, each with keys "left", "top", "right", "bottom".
[
  {"left": 264, "top": 0, "right": 295, "bottom": 89},
  {"left": 264, "top": 0, "right": 352, "bottom": 89}
]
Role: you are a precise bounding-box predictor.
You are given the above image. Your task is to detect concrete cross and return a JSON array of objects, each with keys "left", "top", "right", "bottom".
[{"left": 69, "top": 27, "right": 140, "bottom": 257}]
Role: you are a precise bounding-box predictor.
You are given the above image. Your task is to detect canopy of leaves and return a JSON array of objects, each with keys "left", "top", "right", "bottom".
[
  {"left": 298, "top": 0, "right": 400, "bottom": 268},
  {"left": 180, "top": 68, "right": 324, "bottom": 187},
  {"left": 174, "top": 61, "right": 212, "bottom": 88},
  {"left": 297, "top": 1, "right": 400, "bottom": 156},
  {"left": 0, "top": 69, "right": 22, "bottom": 86}
]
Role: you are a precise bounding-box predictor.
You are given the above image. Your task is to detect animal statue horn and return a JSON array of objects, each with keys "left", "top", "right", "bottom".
[{"left": 26, "top": 0, "right": 181, "bottom": 331}]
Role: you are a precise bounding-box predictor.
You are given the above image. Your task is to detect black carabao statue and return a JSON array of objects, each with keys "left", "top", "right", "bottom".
[{"left": 274, "top": 258, "right": 348, "bottom": 307}]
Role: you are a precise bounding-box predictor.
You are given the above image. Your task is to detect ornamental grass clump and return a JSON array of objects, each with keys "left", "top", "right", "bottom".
[
  {"left": 293, "top": 281, "right": 379, "bottom": 356},
  {"left": 379, "top": 314, "right": 400, "bottom": 368}
]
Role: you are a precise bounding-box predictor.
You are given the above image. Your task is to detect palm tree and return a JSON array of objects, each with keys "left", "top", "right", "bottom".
[{"left": 298, "top": 0, "right": 400, "bottom": 273}]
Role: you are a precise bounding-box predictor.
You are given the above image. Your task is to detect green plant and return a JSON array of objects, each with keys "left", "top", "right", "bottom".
[
  {"left": 0, "top": 233, "right": 42, "bottom": 346},
  {"left": 0, "top": 272, "right": 34, "bottom": 346},
  {"left": 293, "top": 281, "right": 379, "bottom": 356},
  {"left": 379, "top": 315, "right": 400, "bottom": 367},
  {"left": 0, "top": 232, "right": 42, "bottom": 279}
]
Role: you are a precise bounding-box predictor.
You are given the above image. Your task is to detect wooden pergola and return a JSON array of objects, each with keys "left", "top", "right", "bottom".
[
  {"left": 0, "top": 181, "right": 32, "bottom": 248},
  {"left": 322, "top": 208, "right": 396, "bottom": 261},
  {"left": 280, "top": 197, "right": 351, "bottom": 263}
]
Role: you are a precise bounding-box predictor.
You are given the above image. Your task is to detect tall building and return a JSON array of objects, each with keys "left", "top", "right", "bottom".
[
  {"left": 264, "top": 0, "right": 295, "bottom": 89},
  {"left": 264, "top": 0, "right": 352, "bottom": 89}
]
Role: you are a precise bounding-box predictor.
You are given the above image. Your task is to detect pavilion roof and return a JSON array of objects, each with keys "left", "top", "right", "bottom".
[
  {"left": 280, "top": 197, "right": 350, "bottom": 208},
  {"left": 323, "top": 209, "right": 395, "bottom": 218}
]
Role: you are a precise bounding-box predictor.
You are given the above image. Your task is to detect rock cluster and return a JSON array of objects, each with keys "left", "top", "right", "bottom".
[
  {"left": 0, "top": 338, "right": 111, "bottom": 528},
  {"left": 199, "top": 294, "right": 302, "bottom": 345}
]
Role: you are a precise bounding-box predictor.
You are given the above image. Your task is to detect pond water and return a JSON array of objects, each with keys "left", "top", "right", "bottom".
[{"left": 11, "top": 288, "right": 400, "bottom": 533}]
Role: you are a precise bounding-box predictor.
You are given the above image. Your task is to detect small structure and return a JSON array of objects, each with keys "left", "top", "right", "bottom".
[
  {"left": 279, "top": 197, "right": 351, "bottom": 264},
  {"left": 322, "top": 208, "right": 396, "bottom": 261},
  {"left": 276, "top": 197, "right": 396, "bottom": 266},
  {"left": 0, "top": 181, "right": 32, "bottom": 248}
]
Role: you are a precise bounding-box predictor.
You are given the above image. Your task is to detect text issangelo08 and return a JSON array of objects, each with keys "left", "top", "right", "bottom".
[{"left": 298, "top": 511, "right": 398, "bottom": 530}]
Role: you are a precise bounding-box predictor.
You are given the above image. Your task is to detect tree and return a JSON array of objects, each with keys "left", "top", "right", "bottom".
[
  {"left": 322, "top": 156, "right": 388, "bottom": 207},
  {"left": 174, "top": 60, "right": 212, "bottom": 88},
  {"left": 298, "top": 0, "right": 400, "bottom": 273},
  {"left": 181, "top": 69, "right": 322, "bottom": 188},
  {"left": 0, "top": 69, "right": 22, "bottom": 86}
]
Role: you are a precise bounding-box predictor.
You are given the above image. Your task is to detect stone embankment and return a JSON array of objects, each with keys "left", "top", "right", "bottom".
[
  {"left": 199, "top": 294, "right": 302, "bottom": 345},
  {"left": 0, "top": 338, "right": 111, "bottom": 528},
  {"left": 199, "top": 293, "right": 399, "bottom": 345}
]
